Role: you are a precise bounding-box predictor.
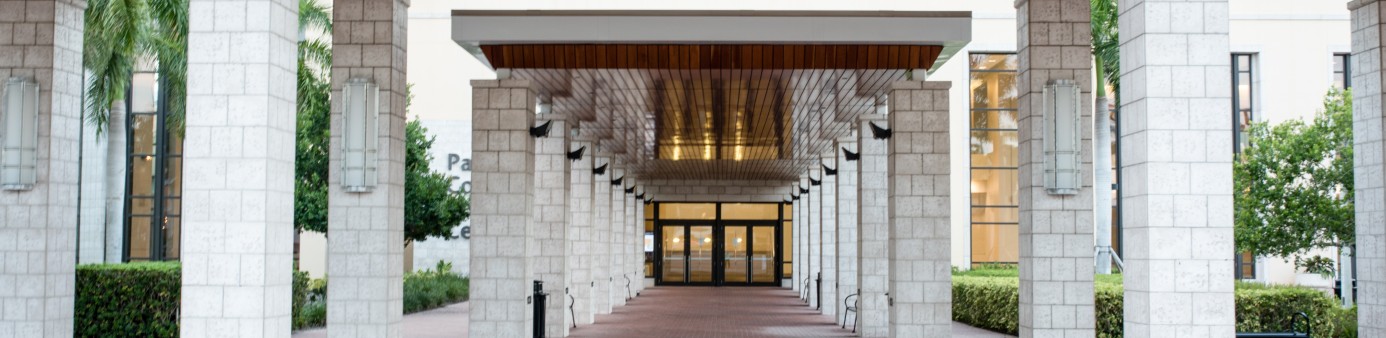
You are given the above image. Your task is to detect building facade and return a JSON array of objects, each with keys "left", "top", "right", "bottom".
[{"left": 4, "top": 0, "right": 1379, "bottom": 337}]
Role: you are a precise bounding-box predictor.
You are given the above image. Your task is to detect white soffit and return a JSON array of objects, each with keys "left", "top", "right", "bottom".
[{"left": 451, "top": 10, "right": 973, "bottom": 72}]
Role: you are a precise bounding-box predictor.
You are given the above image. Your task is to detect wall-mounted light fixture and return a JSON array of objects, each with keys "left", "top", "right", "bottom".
[
  {"left": 530, "top": 121, "right": 553, "bottom": 138},
  {"left": 593, "top": 163, "right": 608, "bottom": 176},
  {"left": 2, "top": 77, "right": 39, "bottom": 190},
  {"left": 842, "top": 148, "right": 859, "bottom": 161},
  {"left": 611, "top": 176, "right": 624, "bottom": 186},
  {"left": 341, "top": 77, "right": 380, "bottom": 193},
  {"left": 1042, "top": 79, "right": 1081, "bottom": 195},
  {"left": 568, "top": 146, "right": 586, "bottom": 161},
  {"left": 868, "top": 122, "right": 892, "bottom": 139},
  {"left": 823, "top": 164, "right": 837, "bottom": 176},
  {"left": 625, "top": 186, "right": 636, "bottom": 194},
  {"left": 799, "top": 186, "right": 809, "bottom": 194},
  {"left": 809, "top": 177, "right": 821, "bottom": 186}
]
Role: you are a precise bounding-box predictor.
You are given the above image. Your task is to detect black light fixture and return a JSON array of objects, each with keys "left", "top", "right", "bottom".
[
  {"left": 567, "top": 146, "right": 586, "bottom": 161},
  {"left": 636, "top": 192, "right": 646, "bottom": 200},
  {"left": 809, "top": 177, "right": 821, "bottom": 186},
  {"left": 784, "top": 199, "right": 793, "bottom": 204},
  {"left": 611, "top": 176, "right": 624, "bottom": 186},
  {"left": 530, "top": 120, "right": 554, "bottom": 138},
  {"left": 593, "top": 163, "right": 608, "bottom": 175},
  {"left": 843, "top": 148, "right": 860, "bottom": 161},
  {"left": 868, "top": 122, "right": 891, "bottom": 139},
  {"left": 823, "top": 164, "right": 838, "bottom": 176},
  {"left": 799, "top": 186, "right": 809, "bottom": 194},
  {"left": 625, "top": 186, "right": 636, "bottom": 194},
  {"left": 792, "top": 194, "right": 800, "bottom": 201}
]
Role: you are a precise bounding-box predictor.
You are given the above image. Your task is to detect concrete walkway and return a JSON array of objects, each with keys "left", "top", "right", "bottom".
[{"left": 290, "top": 287, "right": 1017, "bottom": 337}]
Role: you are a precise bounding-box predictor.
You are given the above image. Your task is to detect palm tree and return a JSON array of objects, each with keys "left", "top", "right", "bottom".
[
  {"left": 83, "top": 0, "right": 150, "bottom": 135},
  {"left": 1092, "top": 0, "right": 1120, "bottom": 274},
  {"left": 294, "top": 0, "right": 334, "bottom": 234}
]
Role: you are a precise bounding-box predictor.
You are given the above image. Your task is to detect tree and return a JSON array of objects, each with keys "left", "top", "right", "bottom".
[
  {"left": 292, "top": 2, "right": 469, "bottom": 244},
  {"left": 1091, "top": 0, "right": 1120, "bottom": 274},
  {"left": 83, "top": 0, "right": 150, "bottom": 134},
  {"left": 1234, "top": 89, "right": 1354, "bottom": 273}
]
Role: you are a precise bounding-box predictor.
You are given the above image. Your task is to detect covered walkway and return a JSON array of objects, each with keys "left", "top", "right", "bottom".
[{"left": 571, "top": 287, "right": 854, "bottom": 338}]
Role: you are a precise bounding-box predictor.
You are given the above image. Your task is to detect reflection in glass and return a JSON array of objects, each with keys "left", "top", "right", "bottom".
[
  {"left": 689, "top": 226, "right": 714, "bottom": 283},
  {"left": 129, "top": 216, "right": 152, "bottom": 261},
  {"left": 971, "top": 224, "right": 1019, "bottom": 263},
  {"left": 782, "top": 221, "right": 793, "bottom": 278},
  {"left": 659, "top": 203, "right": 716, "bottom": 220},
  {"left": 164, "top": 217, "right": 180, "bottom": 259},
  {"left": 724, "top": 226, "right": 748, "bottom": 283},
  {"left": 721, "top": 203, "right": 777, "bottom": 220},
  {"left": 662, "top": 226, "right": 686, "bottom": 283},
  {"left": 752, "top": 226, "right": 776, "bottom": 282}
]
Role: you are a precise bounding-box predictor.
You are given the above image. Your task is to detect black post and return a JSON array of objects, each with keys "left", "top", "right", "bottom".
[
  {"left": 533, "top": 280, "right": 547, "bottom": 338},
  {"left": 816, "top": 272, "right": 822, "bottom": 310}
]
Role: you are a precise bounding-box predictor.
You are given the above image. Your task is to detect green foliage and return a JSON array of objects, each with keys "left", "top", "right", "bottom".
[
  {"left": 405, "top": 120, "right": 471, "bottom": 243},
  {"left": 952, "top": 276, "right": 1020, "bottom": 334},
  {"left": 83, "top": 0, "right": 149, "bottom": 135},
  {"left": 404, "top": 261, "right": 471, "bottom": 313},
  {"left": 292, "top": 270, "right": 318, "bottom": 329},
  {"left": 951, "top": 271, "right": 1359, "bottom": 337},
  {"left": 1091, "top": 0, "right": 1119, "bottom": 97},
  {"left": 294, "top": 0, "right": 333, "bottom": 235},
  {"left": 75, "top": 262, "right": 180, "bottom": 338},
  {"left": 1234, "top": 89, "right": 1355, "bottom": 270}
]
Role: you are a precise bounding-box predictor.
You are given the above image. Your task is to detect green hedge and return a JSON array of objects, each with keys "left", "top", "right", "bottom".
[
  {"left": 76, "top": 262, "right": 181, "bottom": 338},
  {"left": 952, "top": 269, "right": 1357, "bottom": 337},
  {"left": 293, "top": 261, "right": 469, "bottom": 330}
]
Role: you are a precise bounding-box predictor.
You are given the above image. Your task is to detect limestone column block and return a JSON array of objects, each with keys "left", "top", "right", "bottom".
[
  {"left": 1016, "top": 0, "right": 1098, "bottom": 336},
  {"left": 809, "top": 166, "right": 822, "bottom": 309},
  {"left": 532, "top": 114, "right": 570, "bottom": 337},
  {"left": 568, "top": 138, "right": 595, "bottom": 325},
  {"left": 886, "top": 81, "right": 952, "bottom": 337},
  {"left": 0, "top": 0, "right": 84, "bottom": 336},
  {"left": 467, "top": 80, "right": 537, "bottom": 338},
  {"left": 609, "top": 164, "right": 628, "bottom": 307},
  {"left": 1119, "top": 0, "right": 1235, "bottom": 336},
  {"left": 1350, "top": 1, "right": 1386, "bottom": 335},
  {"left": 591, "top": 153, "right": 613, "bottom": 314},
  {"left": 819, "top": 153, "right": 838, "bottom": 318},
  {"left": 857, "top": 114, "right": 890, "bottom": 338},
  {"left": 325, "top": 0, "right": 411, "bottom": 336},
  {"left": 792, "top": 195, "right": 802, "bottom": 292},
  {"left": 835, "top": 138, "right": 860, "bottom": 326}
]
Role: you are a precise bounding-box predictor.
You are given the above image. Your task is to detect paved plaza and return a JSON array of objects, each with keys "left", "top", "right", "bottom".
[{"left": 292, "top": 287, "right": 1014, "bottom": 337}]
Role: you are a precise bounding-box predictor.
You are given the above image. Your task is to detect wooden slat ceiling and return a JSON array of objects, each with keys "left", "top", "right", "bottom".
[{"left": 497, "top": 44, "right": 937, "bottom": 181}]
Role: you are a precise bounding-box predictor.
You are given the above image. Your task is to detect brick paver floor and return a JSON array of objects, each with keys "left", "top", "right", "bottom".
[{"left": 569, "top": 287, "right": 856, "bottom": 338}]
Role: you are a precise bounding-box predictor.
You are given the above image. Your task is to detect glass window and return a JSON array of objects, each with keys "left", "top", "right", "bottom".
[
  {"left": 969, "top": 53, "right": 1020, "bottom": 264},
  {"left": 125, "top": 69, "right": 182, "bottom": 262},
  {"left": 658, "top": 203, "right": 716, "bottom": 220},
  {"left": 1232, "top": 54, "right": 1256, "bottom": 153},
  {"left": 721, "top": 203, "right": 778, "bottom": 220},
  {"left": 1334, "top": 53, "right": 1351, "bottom": 89},
  {"left": 1235, "top": 252, "right": 1256, "bottom": 279}
]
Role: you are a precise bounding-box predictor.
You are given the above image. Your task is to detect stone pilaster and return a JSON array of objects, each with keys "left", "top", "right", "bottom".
[
  {"left": 533, "top": 114, "right": 570, "bottom": 337},
  {"left": 799, "top": 175, "right": 811, "bottom": 297},
  {"left": 627, "top": 181, "right": 642, "bottom": 295},
  {"left": 591, "top": 153, "right": 613, "bottom": 314},
  {"left": 635, "top": 193, "right": 647, "bottom": 293},
  {"left": 1119, "top": 0, "right": 1235, "bottom": 336},
  {"left": 819, "top": 152, "right": 837, "bottom": 317},
  {"left": 609, "top": 164, "right": 628, "bottom": 307},
  {"left": 1350, "top": 0, "right": 1386, "bottom": 335},
  {"left": 857, "top": 114, "right": 890, "bottom": 338},
  {"left": 886, "top": 81, "right": 952, "bottom": 337},
  {"left": 1016, "top": 0, "right": 1097, "bottom": 336},
  {"left": 808, "top": 166, "right": 822, "bottom": 308},
  {"left": 792, "top": 193, "right": 802, "bottom": 292},
  {"left": 568, "top": 138, "right": 595, "bottom": 325},
  {"left": 326, "top": 0, "right": 410, "bottom": 336},
  {"left": 835, "top": 137, "right": 860, "bottom": 326},
  {"left": 468, "top": 79, "right": 537, "bottom": 337},
  {"left": 0, "top": 0, "right": 84, "bottom": 335}
]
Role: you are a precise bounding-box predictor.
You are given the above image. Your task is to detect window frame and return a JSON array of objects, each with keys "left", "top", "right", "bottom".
[
  {"left": 967, "top": 52, "right": 1021, "bottom": 265},
  {"left": 123, "top": 69, "right": 181, "bottom": 262},
  {"left": 1231, "top": 53, "right": 1256, "bottom": 154}
]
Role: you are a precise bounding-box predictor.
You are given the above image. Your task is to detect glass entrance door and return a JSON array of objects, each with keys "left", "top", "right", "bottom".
[{"left": 659, "top": 222, "right": 778, "bottom": 286}]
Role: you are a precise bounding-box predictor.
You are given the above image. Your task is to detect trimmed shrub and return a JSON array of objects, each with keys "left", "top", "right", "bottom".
[
  {"left": 952, "top": 276, "right": 1019, "bottom": 334},
  {"left": 403, "top": 261, "right": 470, "bottom": 313},
  {"left": 76, "top": 262, "right": 181, "bottom": 338},
  {"left": 952, "top": 269, "right": 1358, "bottom": 337}
]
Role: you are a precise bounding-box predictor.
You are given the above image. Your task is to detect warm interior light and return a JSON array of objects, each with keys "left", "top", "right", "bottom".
[
  {"left": 672, "top": 237, "right": 681, "bottom": 243},
  {"left": 703, "top": 237, "right": 711, "bottom": 243}
]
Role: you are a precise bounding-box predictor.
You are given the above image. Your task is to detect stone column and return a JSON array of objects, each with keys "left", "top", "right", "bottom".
[
  {"left": 1119, "top": 0, "right": 1235, "bottom": 336},
  {"left": 857, "top": 114, "right": 890, "bottom": 337},
  {"left": 1016, "top": 0, "right": 1097, "bottom": 336},
  {"left": 792, "top": 192, "right": 802, "bottom": 292},
  {"left": 568, "top": 138, "right": 595, "bottom": 325},
  {"left": 326, "top": 0, "right": 409, "bottom": 336},
  {"left": 799, "top": 174, "right": 811, "bottom": 297},
  {"left": 835, "top": 138, "right": 860, "bottom": 325},
  {"left": 886, "top": 81, "right": 952, "bottom": 337},
  {"left": 591, "top": 153, "right": 613, "bottom": 314},
  {"left": 628, "top": 181, "right": 642, "bottom": 296},
  {"left": 533, "top": 114, "right": 570, "bottom": 336},
  {"left": 1350, "top": 1, "right": 1386, "bottom": 335},
  {"left": 809, "top": 166, "right": 822, "bottom": 308},
  {"left": 0, "top": 0, "right": 83, "bottom": 335},
  {"left": 819, "top": 152, "right": 838, "bottom": 318},
  {"left": 468, "top": 79, "right": 537, "bottom": 337},
  {"left": 635, "top": 193, "right": 647, "bottom": 294},
  {"left": 609, "top": 164, "right": 628, "bottom": 307}
]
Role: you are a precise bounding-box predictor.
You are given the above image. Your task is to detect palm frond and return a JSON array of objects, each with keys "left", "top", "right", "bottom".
[
  {"left": 83, "top": 0, "right": 150, "bottom": 135},
  {"left": 300, "top": 0, "right": 332, "bottom": 36}
]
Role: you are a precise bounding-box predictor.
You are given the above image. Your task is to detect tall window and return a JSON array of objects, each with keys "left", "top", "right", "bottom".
[
  {"left": 126, "top": 66, "right": 183, "bottom": 261},
  {"left": 1232, "top": 54, "right": 1256, "bottom": 153},
  {"left": 968, "top": 53, "right": 1020, "bottom": 264},
  {"left": 1334, "top": 53, "right": 1352, "bottom": 89},
  {"left": 1231, "top": 53, "right": 1257, "bottom": 279}
]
